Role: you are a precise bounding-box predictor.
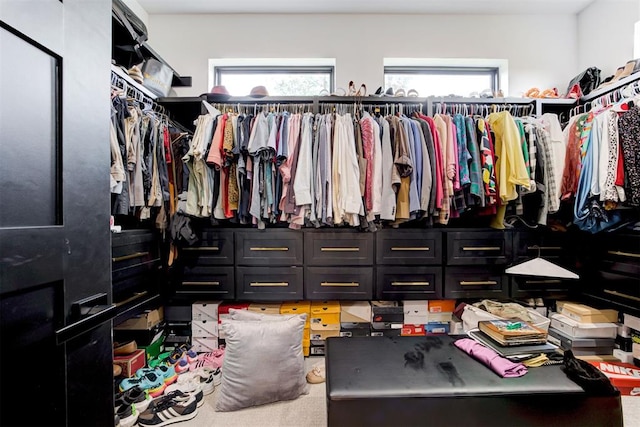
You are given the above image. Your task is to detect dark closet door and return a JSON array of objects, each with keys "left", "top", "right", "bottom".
[{"left": 0, "top": 1, "right": 112, "bottom": 426}]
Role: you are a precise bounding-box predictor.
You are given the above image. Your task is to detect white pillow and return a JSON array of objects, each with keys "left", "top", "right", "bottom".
[
  {"left": 215, "top": 313, "right": 309, "bottom": 412},
  {"left": 229, "top": 308, "right": 300, "bottom": 321}
]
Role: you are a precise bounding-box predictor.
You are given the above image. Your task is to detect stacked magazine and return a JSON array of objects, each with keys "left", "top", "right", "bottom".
[{"left": 478, "top": 320, "right": 548, "bottom": 346}]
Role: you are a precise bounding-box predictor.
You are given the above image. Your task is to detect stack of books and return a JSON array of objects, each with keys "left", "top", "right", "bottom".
[{"left": 477, "top": 320, "right": 548, "bottom": 346}]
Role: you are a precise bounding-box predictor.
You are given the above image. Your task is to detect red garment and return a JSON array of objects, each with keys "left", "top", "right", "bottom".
[
  {"left": 360, "top": 116, "right": 374, "bottom": 211},
  {"left": 561, "top": 116, "right": 583, "bottom": 200},
  {"left": 615, "top": 140, "right": 625, "bottom": 186}
]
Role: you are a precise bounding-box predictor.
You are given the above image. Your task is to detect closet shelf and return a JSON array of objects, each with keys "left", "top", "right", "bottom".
[
  {"left": 111, "top": 64, "right": 157, "bottom": 100},
  {"left": 580, "top": 72, "right": 640, "bottom": 102}
]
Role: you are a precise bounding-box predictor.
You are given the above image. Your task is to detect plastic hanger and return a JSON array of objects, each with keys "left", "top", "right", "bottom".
[{"left": 505, "top": 245, "right": 579, "bottom": 279}]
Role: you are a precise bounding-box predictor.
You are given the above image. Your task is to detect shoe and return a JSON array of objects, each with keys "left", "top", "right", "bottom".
[
  {"left": 197, "top": 348, "right": 224, "bottom": 366},
  {"left": 190, "top": 360, "right": 222, "bottom": 386},
  {"left": 371, "top": 86, "right": 383, "bottom": 97},
  {"left": 115, "top": 414, "right": 121, "bottom": 427},
  {"left": 178, "top": 370, "right": 216, "bottom": 395},
  {"left": 384, "top": 87, "right": 395, "bottom": 97},
  {"left": 348, "top": 81, "right": 356, "bottom": 96},
  {"left": 137, "top": 366, "right": 178, "bottom": 386},
  {"left": 148, "top": 351, "right": 172, "bottom": 369},
  {"left": 535, "top": 298, "right": 544, "bottom": 307},
  {"left": 114, "top": 340, "right": 137, "bottom": 356},
  {"left": 115, "top": 403, "right": 138, "bottom": 427},
  {"left": 178, "top": 344, "right": 199, "bottom": 364},
  {"left": 137, "top": 394, "right": 198, "bottom": 427},
  {"left": 119, "top": 372, "right": 166, "bottom": 397},
  {"left": 407, "top": 89, "right": 419, "bottom": 97},
  {"left": 174, "top": 359, "right": 190, "bottom": 375},
  {"left": 113, "top": 364, "right": 123, "bottom": 377},
  {"left": 355, "top": 83, "right": 367, "bottom": 97},
  {"left": 306, "top": 364, "right": 326, "bottom": 384},
  {"left": 167, "top": 347, "right": 186, "bottom": 365},
  {"left": 116, "top": 386, "right": 152, "bottom": 413},
  {"left": 525, "top": 298, "right": 535, "bottom": 307},
  {"left": 164, "top": 380, "right": 204, "bottom": 408}
]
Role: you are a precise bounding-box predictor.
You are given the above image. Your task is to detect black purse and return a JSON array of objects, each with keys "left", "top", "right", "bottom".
[{"left": 566, "top": 67, "right": 602, "bottom": 97}]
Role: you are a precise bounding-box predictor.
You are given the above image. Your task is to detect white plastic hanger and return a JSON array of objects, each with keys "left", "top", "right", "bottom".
[{"left": 505, "top": 246, "right": 579, "bottom": 279}]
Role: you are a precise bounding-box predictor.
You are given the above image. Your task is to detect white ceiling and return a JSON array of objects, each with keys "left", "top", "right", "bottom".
[{"left": 137, "top": 0, "right": 595, "bottom": 15}]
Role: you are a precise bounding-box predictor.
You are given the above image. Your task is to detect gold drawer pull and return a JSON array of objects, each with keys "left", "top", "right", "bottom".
[
  {"left": 391, "top": 247, "right": 430, "bottom": 251},
  {"left": 112, "top": 251, "right": 149, "bottom": 262},
  {"left": 250, "top": 247, "right": 289, "bottom": 251},
  {"left": 321, "top": 282, "right": 359, "bottom": 287},
  {"left": 183, "top": 247, "right": 219, "bottom": 251},
  {"left": 604, "top": 289, "right": 640, "bottom": 302},
  {"left": 320, "top": 247, "right": 360, "bottom": 252},
  {"left": 250, "top": 282, "right": 289, "bottom": 287},
  {"left": 460, "top": 281, "right": 497, "bottom": 286},
  {"left": 524, "top": 279, "right": 562, "bottom": 284},
  {"left": 607, "top": 250, "right": 640, "bottom": 258},
  {"left": 391, "top": 281, "right": 430, "bottom": 286},
  {"left": 182, "top": 281, "right": 220, "bottom": 286},
  {"left": 527, "top": 246, "right": 562, "bottom": 251},
  {"left": 462, "top": 246, "right": 501, "bottom": 251}
]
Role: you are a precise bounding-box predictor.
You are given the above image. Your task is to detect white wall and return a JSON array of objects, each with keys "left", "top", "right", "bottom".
[
  {"left": 577, "top": 0, "right": 640, "bottom": 79},
  {"left": 147, "top": 13, "right": 577, "bottom": 97}
]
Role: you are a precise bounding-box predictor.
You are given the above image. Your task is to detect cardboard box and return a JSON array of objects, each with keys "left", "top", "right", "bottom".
[
  {"left": 634, "top": 343, "right": 640, "bottom": 360},
  {"left": 115, "top": 307, "right": 164, "bottom": 330},
  {"left": 425, "top": 322, "right": 450, "bottom": 335},
  {"left": 561, "top": 303, "right": 619, "bottom": 324},
  {"left": 401, "top": 324, "right": 426, "bottom": 336},
  {"left": 191, "top": 336, "right": 219, "bottom": 353},
  {"left": 370, "top": 328, "right": 402, "bottom": 337},
  {"left": 248, "top": 302, "right": 282, "bottom": 314},
  {"left": 218, "top": 303, "right": 250, "bottom": 322},
  {"left": 114, "top": 322, "right": 165, "bottom": 347},
  {"left": 428, "top": 300, "right": 456, "bottom": 313},
  {"left": 310, "top": 322, "right": 340, "bottom": 331},
  {"left": 139, "top": 333, "right": 165, "bottom": 361},
  {"left": 403, "top": 300, "right": 429, "bottom": 316},
  {"left": 303, "top": 327, "right": 310, "bottom": 341},
  {"left": 614, "top": 349, "right": 635, "bottom": 364},
  {"left": 427, "top": 312, "right": 453, "bottom": 323},
  {"left": 404, "top": 314, "right": 429, "bottom": 325},
  {"left": 311, "top": 301, "right": 341, "bottom": 324},
  {"left": 192, "top": 301, "right": 221, "bottom": 321},
  {"left": 340, "top": 322, "right": 371, "bottom": 337},
  {"left": 588, "top": 360, "right": 640, "bottom": 396},
  {"left": 340, "top": 301, "right": 371, "bottom": 323},
  {"left": 303, "top": 338, "right": 310, "bottom": 357},
  {"left": 114, "top": 349, "right": 146, "bottom": 378},
  {"left": 310, "top": 345, "right": 325, "bottom": 356},
  {"left": 548, "top": 327, "right": 615, "bottom": 351},
  {"left": 191, "top": 319, "right": 219, "bottom": 338},
  {"left": 371, "top": 301, "right": 404, "bottom": 322},
  {"left": 310, "top": 329, "right": 341, "bottom": 340},
  {"left": 371, "top": 322, "right": 403, "bottom": 330},
  {"left": 280, "top": 301, "right": 311, "bottom": 315},
  {"left": 550, "top": 313, "right": 617, "bottom": 339},
  {"left": 624, "top": 313, "right": 640, "bottom": 332}
]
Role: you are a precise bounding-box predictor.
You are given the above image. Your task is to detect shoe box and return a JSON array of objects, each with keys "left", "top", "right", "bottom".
[
  {"left": 218, "top": 302, "right": 250, "bottom": 339},
  {"left": 249, "top": 302, "right": 282, "bottom": 315},
  {"left": 340, "top": 301, "right": 371, "bottom": 323},
  {"left": 340, "top": 322, "right": 371, "bottom": 337},
  {"left": 114, "top": 320, "right": 165, "bottom": 347},
  {"left": 371, "top": 322, "right": 402, "bottom": 337},
  {"left": 281, "top": 301, "right": 312, "bottom": 356},
  {"left": 401, "top": 324, "right": 426, "bottom": 336},
  {"left": 428, "top": 300, "right": 456, "bottom": 314},
  {"left": 310, "top": 301, "right": 341, "bottom": 342},
  {"left": 547, "top": 327, "right": 615, "bottom": 356},
  {"left": 371, "top": 301, "right": 403, "bottom": 323},
  {"left": 588, "top": 360, "right": 640, "bottom": 396},
  {"left": 114, "top": 349, "right": 146, "bottom": 378},
  {"left": 116, "top": 307, "right": 164, "bottom": 330},
  {"left": 192, "top": 300, "right": 222, "bottom": 353},
  {"left": 425, "top": 322, "right": 450, "bottom": 335},
  {"left": 403, "top": 300, "right": 428, "bottom": 325}
]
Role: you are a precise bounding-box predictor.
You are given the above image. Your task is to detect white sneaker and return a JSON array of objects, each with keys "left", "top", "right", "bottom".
[
  {"left": 164, "top": 380, "right": 205, "bottom": 407},
  {"left": 176, "top": 369, "right": 215, "bottom": 396}
]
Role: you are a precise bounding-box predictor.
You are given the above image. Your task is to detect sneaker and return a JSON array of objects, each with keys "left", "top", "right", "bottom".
[
  {"left": 306, "top": 363, "right": 326, "bottom": 384},
  {"left": 178, "top": 344, "right": 199, "bottom": 364},
  {"left": 137, "top": 394, "right": 198, "bottom": 426},
  {"left": 197, "top": 348, "right": 224, "bottom": 365},
  {"left": 115, "top": 403, "right": 138, "bottom": 427},
  {"left": 167, "top": 347, "right": 186, "bottom": 365},
  {"left": 137, "top": 366, "right": 178, "bottom": 386},
  {"left": 164, "top": 380, "right": 204, "bottom": 407},
  {"left": 535, "top": 298, "right": 544, "bottom": 307},
  {"left": 174, "top": 359, "right": 190, "bottom": 375},
  {"left": 176, "top": 370, "right": 215, "bottom": 396},
  {"left": 119, "top": 372, "right": 166, "bottom": 398},
  {"left": 189, "top": 360, "right": 222, "bottom": 385},
  {"left": 115, "top": 386, "right": 152, "bottom": 413},
  {"left": 148, "top": 352, "right": 172, "bottom": 369}
]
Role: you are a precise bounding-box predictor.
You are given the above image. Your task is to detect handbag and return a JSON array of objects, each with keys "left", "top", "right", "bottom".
[
  {"left": 142, "top": 59, "right": 173, "bottom": 97},
  {"left": 566, "top": 67, "right": 601, "bottom": 97}
]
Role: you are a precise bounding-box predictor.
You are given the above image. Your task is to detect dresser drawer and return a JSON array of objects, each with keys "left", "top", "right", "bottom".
[
  {"left": 512, "top": 231, "right": 571, "bottom": 266},
  {"left": 591, "top": 271, "right": 640, "bottom": 308},
  {"left": 236, "top": 231, "right": 303, "bottom": 266},
  {"left": 446, "top": 231, "right": 511, "bottom": 265},
  {"left": 177, "top": 266, "right": 235, "bottom": 298},
  {"left": 444, "top": 267, "right": 508, "bottom": 299},
  {"left": 600, "top": 234, "right": 640, "bottom": 277},
  {"left": 375, "top": 267, "right": 442, "bottom": 300},
  {"left": 111, "top": 230, "right": 160, "bottom": 272},
  {"left": 376, "top": 230, "right": 442, "bottom": 265},
  {"left": 510, "top": 277, "right": 577, "bottom": 298},
  {"left": 304, "top": 267, "right": 373, "bottom": 300},
  {"left": 236, "top": 266, "right": 303, "bottom": 301},
  {"left": 304, "top": 231, "right": 373, "bottom": 266},
  {"left": 180, "top": 230, "right": 234, "bottom": 265}
]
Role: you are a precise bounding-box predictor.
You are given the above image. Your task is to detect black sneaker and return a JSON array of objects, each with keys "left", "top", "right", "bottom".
[
  {"left": 137, "top": 394, "right": 198, "bottom": 427},
  {"left": 115, "top": 403, "right": 138, "bottom": 427},
  {"left": 115, "top": 386, "right": 152, "bottom": 413}
]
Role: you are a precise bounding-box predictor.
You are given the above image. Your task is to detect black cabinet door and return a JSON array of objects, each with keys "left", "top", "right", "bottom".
[{"left": 0, "top": 2, "right": 112, "bottom": 426}]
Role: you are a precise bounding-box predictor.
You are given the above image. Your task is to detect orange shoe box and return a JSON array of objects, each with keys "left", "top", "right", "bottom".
[
  {"left": 114, "top": 348, "right": 146, "bottom": 378},
  {"left": 428, "top": 300, "right": 456, "bottom": 313},
  {"left": 588, "top": 360, "right": 640, "bottom": 396}
]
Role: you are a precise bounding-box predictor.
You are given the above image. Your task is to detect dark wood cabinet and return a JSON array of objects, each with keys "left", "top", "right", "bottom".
[
  {"left": 376, "top": 229, "right": 442, "bottom": 265},
  {"left": 375, "top": 266, "right": 442, "bottom": 300},
  {"left": 236, "top": 266, "right": 304, "bottom": 301},
  {"left": 305, "top": 267, "right": 373, "bottom": 300},
  {"left": 236, "top": 230, "right": 303, "bottom": 266},
  {"left": 304, "top": 231, "right": 374, "bottom": 266},
  {"left": 446, "top": 231, "right": 511, "bottom": 265},
  {"left": 444, "top": 266, "right": 508, "bottom": 299}
]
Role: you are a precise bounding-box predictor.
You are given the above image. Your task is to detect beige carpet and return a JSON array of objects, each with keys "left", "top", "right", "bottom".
[{"left": 175, "top": 357, "right": 639, "bottom": 427}]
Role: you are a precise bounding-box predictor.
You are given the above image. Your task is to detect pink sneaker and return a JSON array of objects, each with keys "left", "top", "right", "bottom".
[{"left": 197, "top": 349, "right": 224, "bottom": 366}]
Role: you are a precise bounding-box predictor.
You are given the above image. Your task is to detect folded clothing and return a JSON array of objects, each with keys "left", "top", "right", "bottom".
[{"left": 453, "top": 338, "right": 528, "bottom": 378}]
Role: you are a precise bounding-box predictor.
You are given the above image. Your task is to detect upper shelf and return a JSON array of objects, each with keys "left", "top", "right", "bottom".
[{"left": 581, "top": 72, "right": 640, "bottom": 102}]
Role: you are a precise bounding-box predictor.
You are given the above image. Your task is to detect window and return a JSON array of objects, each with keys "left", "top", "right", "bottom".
[
  {"left": 213, "top": 65, "right": 334, "bottom": 97},
  {"left": 384, "top": 66, "right": 500, "bottom": 97}
]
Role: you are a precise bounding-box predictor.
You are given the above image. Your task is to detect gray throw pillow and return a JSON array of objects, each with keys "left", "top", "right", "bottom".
[
  {"left": 229, "top": 308, "right": 300, "bottom": 321},
  {"left": 215, "top": 313, "right": 309, "bottom": 412}
]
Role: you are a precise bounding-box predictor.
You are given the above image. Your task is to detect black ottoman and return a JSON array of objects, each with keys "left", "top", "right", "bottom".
[{"left": 325, "top": 336, "right": 623, "bottom": 427}]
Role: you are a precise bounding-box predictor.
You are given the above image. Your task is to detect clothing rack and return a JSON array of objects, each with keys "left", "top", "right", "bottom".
[{"left": 569, "top": 76, "right": 640, "bottom": 117}]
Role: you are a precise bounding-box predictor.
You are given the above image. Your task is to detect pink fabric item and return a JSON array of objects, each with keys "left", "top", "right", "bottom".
[
  {"left": 360, "top": 117, "right": 374, "bottom": 211},
  {"left": 453, "top": 338, "right": 528, "bottom": 378}
]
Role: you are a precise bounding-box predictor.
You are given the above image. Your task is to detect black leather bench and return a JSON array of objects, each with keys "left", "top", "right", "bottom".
[{"left": 325, "top": 335, "right": 623, "bottom": 427}]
